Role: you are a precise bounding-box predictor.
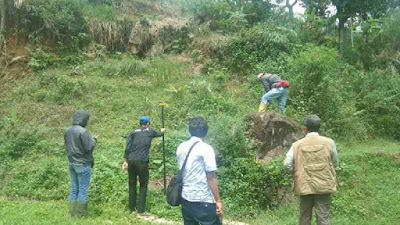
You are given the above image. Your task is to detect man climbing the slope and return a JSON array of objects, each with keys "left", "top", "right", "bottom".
[{"left": 257, "top": 72, "right": 290, "bottom": 113}]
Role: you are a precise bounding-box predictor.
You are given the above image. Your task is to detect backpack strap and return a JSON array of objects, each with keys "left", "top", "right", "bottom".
[{"left": 181, "top": 141, "right": 200, "bottom": 173}]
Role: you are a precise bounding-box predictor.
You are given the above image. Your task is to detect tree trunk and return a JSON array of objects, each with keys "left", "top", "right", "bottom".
[
  {"left": 338, "top": 17, "right": 345, "bottom": 56},
  {"left": 286, "top": 0, "right": 298, "bottom": 21},
  {"left": 0, "top": 0, "right": 6, "bottom": 51},
  {"left": 350, "top": 18, "right": 354, "bottom": 48}
]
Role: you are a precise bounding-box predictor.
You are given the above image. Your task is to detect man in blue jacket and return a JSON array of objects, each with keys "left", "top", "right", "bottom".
[{"left": 65, "top": 109, "right": 98, "bottom": 217}]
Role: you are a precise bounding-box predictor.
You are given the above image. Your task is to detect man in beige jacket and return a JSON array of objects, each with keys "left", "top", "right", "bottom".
[{"left": 284, "top": 115, "right": 339, "bottom": 225}]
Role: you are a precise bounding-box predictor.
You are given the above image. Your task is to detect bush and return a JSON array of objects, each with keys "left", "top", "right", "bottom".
[
  {"left": 90, "top": 157, "right": 127, "bottom": 203},
  {"left": 32, "top": 69, "right": 89, "bottom": 104},
  {"left": 2, "top": 159, "right": 68, "bottom": 200},
  {"left": 214, "top": 24, "right": 297, "bottom": 74},
  {"left": 0, "top": 110, "right": 42, "bottom": 159},
  {"left": 219, "top": 158, "right": 291, "bottom": 217},
  {"left": 88, "top": 18, "right": 135, "bottom": 52},
  {"left": 182, "top": 0, "right": 274, "bottom": 29},
  {"left": 159, "top": 25, "right": 191, "bottom": 54},
  {"left": 17, "top": 0, "right": 89, "bottom": 52},
  {"left": 354, "top": 68, "right": 400, "bottom": 140},
  {"left": 27, "top": 47, "right": 86, "bottom": 71},
  {"left": 287, "top": 44, "right": 368, "bottom": 139},
  {"left": 208, "top": 114, "right": 253, "bottom": 164},
  {"left": 182, "top": 0, "right": 230, "bottom": 30},
  {"left": 187, "top": 78, "right": 238, "bottom": 115},
  {"left": 92, "top": 57, "right": 148, "bottom": 77}
]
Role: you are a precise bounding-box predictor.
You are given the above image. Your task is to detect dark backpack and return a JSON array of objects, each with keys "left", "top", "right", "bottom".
[{"left": 167, "top": 141, "right": 199, "bottom": 206}]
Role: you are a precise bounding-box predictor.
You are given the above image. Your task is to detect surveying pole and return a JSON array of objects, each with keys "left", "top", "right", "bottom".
[{"left": 159, "top": 100, "right": 168, "bottom": 194}]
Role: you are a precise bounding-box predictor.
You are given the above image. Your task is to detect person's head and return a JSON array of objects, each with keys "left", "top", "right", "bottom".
[
  {"left": 139, "top": 116, "right": 150, "bottom": 126},
  {"left": 304, "top": 115, "right": 321, "bottom": 133},
  {"left": 73, "top": 109, "right": 90, "bottom": 127},
  {"left": 189, "top": 117, "right": 208, "bottom": 138}
]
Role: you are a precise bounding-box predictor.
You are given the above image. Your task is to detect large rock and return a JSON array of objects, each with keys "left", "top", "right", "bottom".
[{"left": 248, "top": 112, "right": 304, "bottom": 164}]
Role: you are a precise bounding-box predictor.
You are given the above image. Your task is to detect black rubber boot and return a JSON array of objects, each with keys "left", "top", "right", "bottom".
[
  {"left": 75, "top": 202, "right": 88, "bottom": 218},
  {"left": 69, "top": 201, "right": 77, "bottom": 217}
]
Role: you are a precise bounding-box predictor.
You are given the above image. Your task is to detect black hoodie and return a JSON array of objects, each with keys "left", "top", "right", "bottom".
[{"left": 64, "top": 110, "right": 96, "bottom": 164}]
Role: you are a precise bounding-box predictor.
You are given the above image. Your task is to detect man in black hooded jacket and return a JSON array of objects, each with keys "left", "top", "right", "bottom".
[{"left": 65, "top": 109, "right": 98, "bottom": 217}]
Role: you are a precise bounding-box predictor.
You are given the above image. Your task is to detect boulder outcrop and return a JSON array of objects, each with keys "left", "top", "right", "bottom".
[{"left": 248, "top": 112, "right": 304, "bottom": 164}]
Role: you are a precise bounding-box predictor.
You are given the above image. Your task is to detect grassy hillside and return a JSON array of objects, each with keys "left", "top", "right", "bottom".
[
  {"left": 0, "top": 54, "right": 261, "bottom": 220},
  {"left": 1, "top": 52, "right": 400, "bottom": 224},
  {"left": 1, "top": 0, "right": 400, "bottom": 224},
  {"left": 1, "top": 139, "right": 399, "bottom": 224}
]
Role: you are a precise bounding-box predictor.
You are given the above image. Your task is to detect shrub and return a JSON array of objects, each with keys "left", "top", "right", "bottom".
[
  {"left": 88, "top": 18, "right": 135, "bottom": 52},
  {"left": 0, "top": 109, "right": 41, "bottom": 159},
  {"left": 182, "top": 0, "right": 274, "bottom": 29},
  {"left": 215, "top": 24, "right": 297, "bottom": 74},
  {"left": 287, "top": 44, "right": 368, "bottom": 139},
  {"left": 27, "top": 47, "right": 86, "bottom": 71},
  {"left": 2, "top": 159, "right": 68, "bottom": 200},
  {"left": 17, "top": 0, "right": 89, "bottom": 52},
  {"left": 219, "top": 9, "right": 249, "bottom": 33},
  {"left": 354, "top": 68, "right": 400, "bottom": 140},
  {"left": 159, "top": 25, "right": 191, "bottom": 54},
  {"left": 187, "top": 78, "right": 238, "bottom": 115},
  {"left": 90, "top": 158, "right": 127, "bottom": 203},
  {"left": 93, "top": 57, "right": 148, "bottom": 77},
  {"left": 32, "top": 69, "right": 89, "bottom": 103},
  {"left": 219, "top": 158, "right": 291, "bottom": 217},
  {"left": 181, "top": 0, "right": 230, "bottom": 30},
  {"left": 208, "top": 114, "right": 253, "bottom": 164}
]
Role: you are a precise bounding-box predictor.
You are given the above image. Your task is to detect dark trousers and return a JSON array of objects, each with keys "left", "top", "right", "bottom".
[
  {"left": 128, "top": 160, "right": 149, "bottom": 213},
  {"left": 182, "top": 199, "right": 221, "bottom": 225},
  {"left": 299, "top": 194, "right": 332, "bottom": 225}
]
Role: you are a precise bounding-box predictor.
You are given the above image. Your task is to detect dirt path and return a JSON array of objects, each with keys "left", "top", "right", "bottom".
[{"left": 135, "top": 213, "right": 249, "bottom": 225}]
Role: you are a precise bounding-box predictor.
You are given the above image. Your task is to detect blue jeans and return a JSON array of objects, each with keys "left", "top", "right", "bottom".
[
  {"left": 68, "top": 162, "right": 91, "bottom": 203},
  {"left": 261, "top": 87, "right": 289, "bottom": 112},
  {"left": 182, "top": 199, "right": 221, "bottom": 225}
]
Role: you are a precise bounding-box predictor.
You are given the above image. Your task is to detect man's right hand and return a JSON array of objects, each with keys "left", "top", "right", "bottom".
[
  {"left": 216, "top": 201, "right": 223, "bottom": 216},
  {"left": 216, "top": 201, "right": 223, "bottom": 222},
  {"left": 122, "top": 162, "right": 128, "bottom": 172}
]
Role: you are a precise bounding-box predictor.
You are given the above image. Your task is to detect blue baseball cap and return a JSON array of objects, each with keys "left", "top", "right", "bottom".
[{"left": 139, "top": 116, "right": 150, "bottom": 123}]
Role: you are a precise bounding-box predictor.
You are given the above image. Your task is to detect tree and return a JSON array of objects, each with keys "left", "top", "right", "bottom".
[
  {"left": 331, "top": 0, "right": 395, "bottom": 55},
  {"left": 276, "top": 0, "right": 299, "bottom": 21},
  {"left": 302, "top": 0, "right": 331, "bottom": 18},
  {"left": 286, "top": 0, "right": 298, "bottom": 21}
]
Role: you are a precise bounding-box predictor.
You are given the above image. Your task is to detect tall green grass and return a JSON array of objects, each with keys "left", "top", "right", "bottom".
[{"left": 1, "top": 54, "right": 400, "bottom": 224}]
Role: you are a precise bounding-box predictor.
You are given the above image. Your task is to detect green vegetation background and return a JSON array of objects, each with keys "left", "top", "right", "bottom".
[{"left": 1, "top": 0, "right": 400, "bottom": 224}]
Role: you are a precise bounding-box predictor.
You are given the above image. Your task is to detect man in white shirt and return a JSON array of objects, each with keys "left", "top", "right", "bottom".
[{"left": 176, "top": 117, "right": 222, "bottom": 225}]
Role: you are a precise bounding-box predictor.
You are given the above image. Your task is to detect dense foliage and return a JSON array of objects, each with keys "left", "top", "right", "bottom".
[{"left": 1, "top": 0, "right": 400, "bottom": 221}]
